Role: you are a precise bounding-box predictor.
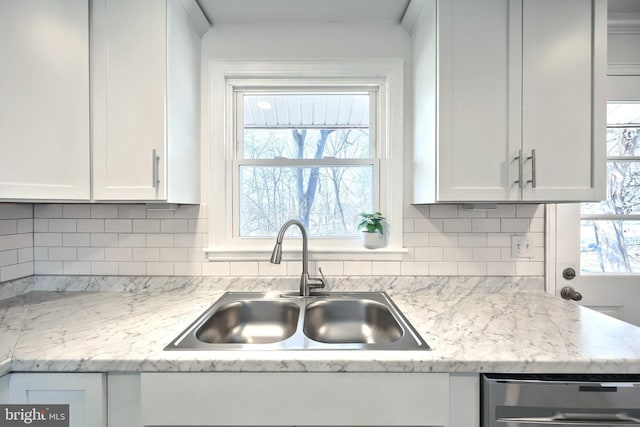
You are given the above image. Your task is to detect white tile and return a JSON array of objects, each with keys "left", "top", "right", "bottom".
[
  {"left": 428, "top": 261, "right": 458, "bottom": 275},
  {"left": 174, "top": 205, "right": 201, "bottom": 219},
  {"left": 63, "top": 261, "right": 91, "bottom": 275},
  {"left": 188, "top": 247, "right": 207, "bottom": 262},
  {"left": 118, "top": 262, "right": 146, "bottom": 276},
  {"left": 147, "top": 234, "right": 174, "bottom": 247},
  {"left": 487, "top": 233, "right": 511, "bottom": 247},
  {"left": 530, "top": 218, "right": 544, "bottom": 233},
  {"left": 372, "top": 261, "right": 400, "bottom": 275},
  {"left": 91, "top": 262, "right": 119, "bottom": 275},
  {"left": 443, "top": 218, "right": 471, "bottom": 233},
  {"left": 132, "top": 248, "right": 160, "bottom": 262},
  {"left": 188, "top": 219, "right": 208, "bottom": 233},
  {"left": 146, "top": 209, "right": 175, "bottom": 219},
  {"left": 343, "top": 261, "right": 372, "bottom": 275},
  {"left": 91, "top": 204, "right": 118, "bottom": 219},
  {"left": 516, "top": 204, "right": 543, "bottom": 218},
  {"left": 118, "top": 205, "right": 147, "bottom": 219},
  {"left": 62, "top": 233, "right": 91, "bottom": 247},
  {"left": 400, "top": 261, "right": 428, "bottom": 275},
  {"left": 132, "top": 219, "right": 160, "bottom": 233},
  {"left": 443, "top": 247, "right": 473, "bottom": 261},
  {"left": 429, "top": 232, "right": 458, "bottom": 247},
  {"left": 458, "top": 261, "right": 487, "bottom": 275},
  {"left": 1, "top": 262, "right": 33, "bottom": 282},
  {"left": 161, "top": 219, "right": 188, "bottom": 233},
  {"left": 91, "top": 233, "right": 119, "bottom": 248},
  {"left": 486, "top": 204, "right": 516, "bottom": 218},
  {"left": 403, "top": 204, "right": 429, "bottom": 218},
  {"left": 35, "top": 261, "right": 63, "bottom": 275},
  {"left": 34, "top": 233, "right": 62, "bottom": 247},
  {"left": 403, "top": 218, "right": 415, "bottom": 233},
  {"left": 77, "top": 219, "right": 104, "bottom": 233},
  {"left": 403, "top": 232, "right": 429, "bottom": 247},
  {"left": 0, "top": 250, "right": 17, "bottom": 267},
  {"left": 49, "top": 219, "right": 76, "bottom": 233},
  {"left": 174, "top": 233, "right": 201, "bottom": 248},
  {"left": 105, "top": 219, "right": 132, "bottom": 233},
  {"left": 414, "top": 218, "right": 443, "bottom": 232},
  {"left": 229, "top": 261, "right": 259, "bottom": 276},
  {"left": 429, "top": 204, "right": 458, "bottom": 218},
  {"left": 17, "top": 247, "right": 33, "bottom": 263},
  {"left": 202, "top": 261, "right": 230, "bottom": 276},
  {"left": 472, "top": 247, "right": 502, "bottom": 261},
  {"left": 17, "top": 219, "right": 33, "bottom": 233},
  {"left": 49, "top": 247, "right": 76, "bottom": 261},
  {"left": 174, "top": 262, "right": 202, "bottom": 276},
  {"left": 516, "top": 261, "right": 544, "bottom": 276},
  {"left": 145, "top": 262, "right": 173, "bottom": 276},
  {"left": 33, "top": 218, "right": 48, "bottom": 232},
  {"left": 458, "top": 233, "right": 487, "bottom": 247},
  {"left": 63, "top": 204, "right": 91, "bottom": 218},
  {"left": 314, "top": 261, "right": 343, "bottom": 276},
  {"left": 487, "top": 261, "right": 516, "bottom": 275},
  {"left": 414, "top": 247, "right": 443, "bottom": 261},
  {"left": 457, "top": 206, "right": 488, "bottom": 218},
  {"left": 501, "top": 218, "right": 530, "bottom": 232},
  {"left": 288, "top": 261, "right": 316, "bottom": 276},
  {"left": 0, "top": 220, "right": 17, "bottom": 236},
  {"left": 105, "top": 248, "right": 133, "bottom": 262},
  {"left": 160, "top": 248, "right": 188, "bottom": 262},
  {"left": 0, "top": 203, "right": 33, "bottom": 219},
  {"left": 0, "top": 234, "right": 32, "bottom": 250},
  {"left": 33, "top": 247, "right": 48, "bottom": 261},
  {"left": 34, "top": 204, "right": 62, "bottom": 218},
  {"left": 77, "top": 247, "right": 105, "bottom": 262},
  {"left": 258, "top": 261, "right": 288, "bottom": 276},
  {"left": 471, "top": 219, "right": 501, "bottom": 233},
  {"left": 402, "top": 247, "right": 415, "bottom": 262},
  {"left": 118, "top": 233, "right": 146, "bottom": 248}
]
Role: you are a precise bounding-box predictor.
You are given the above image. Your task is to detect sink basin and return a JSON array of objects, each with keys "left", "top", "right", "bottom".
[
  {"left": 303, "top": 299, "right": 403, "bottom": 344},
  {"left": 196, "top": 300, "right": 299, "bottom": 344},
  {"left": 165, "top": 292, "right": 430, "bottom": 351}
]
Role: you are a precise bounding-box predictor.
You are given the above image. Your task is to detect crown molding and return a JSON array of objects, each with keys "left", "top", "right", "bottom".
[{"left": 608, "top": 12, "right": 640, "bottom": 34}]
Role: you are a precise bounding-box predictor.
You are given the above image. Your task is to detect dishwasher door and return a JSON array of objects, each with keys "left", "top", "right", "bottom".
[{"left": 482, "top": 374, "right": 640, "bottom": 426}]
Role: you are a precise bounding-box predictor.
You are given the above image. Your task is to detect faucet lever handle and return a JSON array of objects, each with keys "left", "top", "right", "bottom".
[{"left": 318, "top": 267, "right": 326, "bottom": 283}]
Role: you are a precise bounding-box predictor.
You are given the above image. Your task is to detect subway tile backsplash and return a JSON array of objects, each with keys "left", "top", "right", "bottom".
[{"left": 0, "top": 202, "right": 545, "bottom": 282}]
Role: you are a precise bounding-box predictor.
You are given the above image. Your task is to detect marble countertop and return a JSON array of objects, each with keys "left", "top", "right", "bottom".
[{"left": 1, "top": 275, "right": 640, "bottom": 375}]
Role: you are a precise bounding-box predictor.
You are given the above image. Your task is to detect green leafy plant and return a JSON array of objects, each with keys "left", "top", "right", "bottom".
[{"left": 358, "top": 212, "right": 385, "bottom": 235}]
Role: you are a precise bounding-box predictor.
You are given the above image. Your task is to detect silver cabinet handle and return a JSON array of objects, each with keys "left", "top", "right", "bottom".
[
  {"left": 514, "top": 149, "right": 523, "bottom": 188},
  {"left": 527, "top": 149, "right": 536, "bottom": 188},
  {"left": 152, "top": 149, "right": 160, "bottom": 188}
]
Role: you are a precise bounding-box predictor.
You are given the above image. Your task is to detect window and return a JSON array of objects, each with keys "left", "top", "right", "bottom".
[
  {"left": 206, "top": 60, "right": 404, "bottom": 260},
  {"left": 580, "top": 103, "right": 640, "bottom": 273}
]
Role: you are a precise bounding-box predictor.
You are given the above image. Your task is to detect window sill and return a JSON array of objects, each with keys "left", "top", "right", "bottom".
[{"left": 205, "top": 246, "right": 407, "bottom": 262}]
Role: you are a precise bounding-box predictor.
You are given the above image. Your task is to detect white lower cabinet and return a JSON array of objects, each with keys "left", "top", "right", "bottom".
[
  {"left": 140, "top": 372, "right": 450, "bottom": 426},
  {"left": 7, "top": 373, "right": 106, "bottom": 427}
]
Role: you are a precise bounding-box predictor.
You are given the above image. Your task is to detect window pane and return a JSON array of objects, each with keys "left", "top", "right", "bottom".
[
  {"left": 581, "top": 161, "right": 640, "bottom": 215},
  {"left": 239, "top": 166, "right": 373, "bottom": 237},
  {"left": 606, "top": 127, "right": 640, "bottom": 157},
  {"left": 580, "top": 220, "right": 640, "bottom": 273},
  {"left": 243, "top": 129, "right": 371, "bottom": 160}
]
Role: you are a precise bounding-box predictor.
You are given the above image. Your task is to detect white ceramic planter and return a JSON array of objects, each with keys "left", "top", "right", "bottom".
[{"left": 361, "top": 231, "right": 383, "bottom": 249}]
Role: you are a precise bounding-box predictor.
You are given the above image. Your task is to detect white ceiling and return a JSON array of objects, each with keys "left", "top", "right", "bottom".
[{"left": 196, "top": 0, "right": 411, "bottom": 25}]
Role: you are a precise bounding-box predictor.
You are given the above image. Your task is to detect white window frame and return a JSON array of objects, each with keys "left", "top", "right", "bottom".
[{"left": 205, "top": 60, "right": 405, "bottom": 261}]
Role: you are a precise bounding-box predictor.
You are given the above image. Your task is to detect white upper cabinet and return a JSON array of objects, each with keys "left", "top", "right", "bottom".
[
  {"left": 0, "top": 0, "right": 91, "bottom": 201},
  {"left": 91, "top": 0, "right": 207, "bottom": 203},
  {"left": 412, "top": 0, "right": 606, "bottom": 203}
]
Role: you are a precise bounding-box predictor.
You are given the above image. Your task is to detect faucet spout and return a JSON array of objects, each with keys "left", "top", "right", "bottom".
[{"left": 269, "top": 219, "right": 325, "bottom": 296}]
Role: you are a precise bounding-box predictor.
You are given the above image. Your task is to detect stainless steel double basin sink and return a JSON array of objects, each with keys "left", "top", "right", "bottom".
[{"left": 165, "top": 292, "right": 430, "bottom": 351}]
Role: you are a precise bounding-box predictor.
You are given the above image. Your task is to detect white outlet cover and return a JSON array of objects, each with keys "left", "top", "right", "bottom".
[{"left": 511, "top": 234, "right": 533, "bottom": 258}]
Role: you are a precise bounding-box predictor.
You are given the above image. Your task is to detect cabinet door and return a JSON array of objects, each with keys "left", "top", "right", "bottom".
[
  {"left": 92, "top": 0, "right": 167, "bottom": 201},
  {"left": 0, "top": 0, "right": 90, "bottom": 201},
  {"left": 8, "top": 373, "right": 106, "bottom": 427},
  {"left": 436, "top": 0, "right": 520, "bottom": 202},
  {"left": 521, "top": 0, "right": 606, "bottom": 201}
]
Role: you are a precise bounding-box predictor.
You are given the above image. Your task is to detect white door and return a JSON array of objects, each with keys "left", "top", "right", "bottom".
[{"left": 553, "top": 76, "right": 640, "bottom": 326}]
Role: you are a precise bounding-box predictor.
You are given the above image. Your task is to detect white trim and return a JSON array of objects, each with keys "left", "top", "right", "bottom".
[
  {"left": 174, "top": 0, "right": 211, "bottom": 37},
  {"left": 545, "top": 204, "right": 557, "bottom": 295},
  {"left": 205, "top": 247, "right": 408, "bottom": 262},
  {"left": 401, "top": 0, "right": 428, "bottom": 33},
  {"left": 206, "top": 59, "right": 404, "bottom": 261},
  {"left": 608, "top": 13, "right": 640, "bottom": 35},
  {"left": 608, "top": 63, "right": 640, "bottom": 76}
]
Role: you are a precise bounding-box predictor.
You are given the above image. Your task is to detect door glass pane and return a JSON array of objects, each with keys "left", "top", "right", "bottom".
[
  {"left": 607, "top": 127, "right": 640, "bottom": 156},
  {"left": 580, "top": 220, "right": 640, "bottom": 273},
  {"left": 581, "top": 161, "right": 640, "bottom": 215}
]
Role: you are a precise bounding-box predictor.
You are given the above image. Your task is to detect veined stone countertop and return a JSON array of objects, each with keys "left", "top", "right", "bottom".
[{"left": 1, "top": 275, "right": 639, "bottom": 375}]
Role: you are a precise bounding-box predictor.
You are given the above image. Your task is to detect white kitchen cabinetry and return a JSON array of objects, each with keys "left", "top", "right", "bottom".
[
  {"left": 91, "top": 0, "right": 206, "bottom": 203},
  {"left": 0, "top": 0, "right": 90, "bottom": 201},
  {"left": 7, "top": 373, "right": 106, "bottom": 427},
  {"left": 140, "top": 372, "right": 449, "bottom": 426},
  {"left": 412, "top": 0, "right": 606, "bottom": 203}
]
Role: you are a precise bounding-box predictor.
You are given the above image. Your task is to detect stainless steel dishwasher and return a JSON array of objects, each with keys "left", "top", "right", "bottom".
[{"left": 482, "top": 374, "right": 640, "bottom": 426}]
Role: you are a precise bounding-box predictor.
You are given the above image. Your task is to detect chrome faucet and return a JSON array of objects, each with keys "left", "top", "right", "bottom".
[{"left": 270, "top": 219, "right": 326, "bottom": 296}]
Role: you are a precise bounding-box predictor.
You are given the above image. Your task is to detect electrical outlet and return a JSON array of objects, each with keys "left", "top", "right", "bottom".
[{"left": 511, "top": 234, "right": 533, "bottom": 258}]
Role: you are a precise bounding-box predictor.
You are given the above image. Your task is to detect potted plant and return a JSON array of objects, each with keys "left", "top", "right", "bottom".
[{"left": 358, "top": 212, "right": 385, "bottom": 249}]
